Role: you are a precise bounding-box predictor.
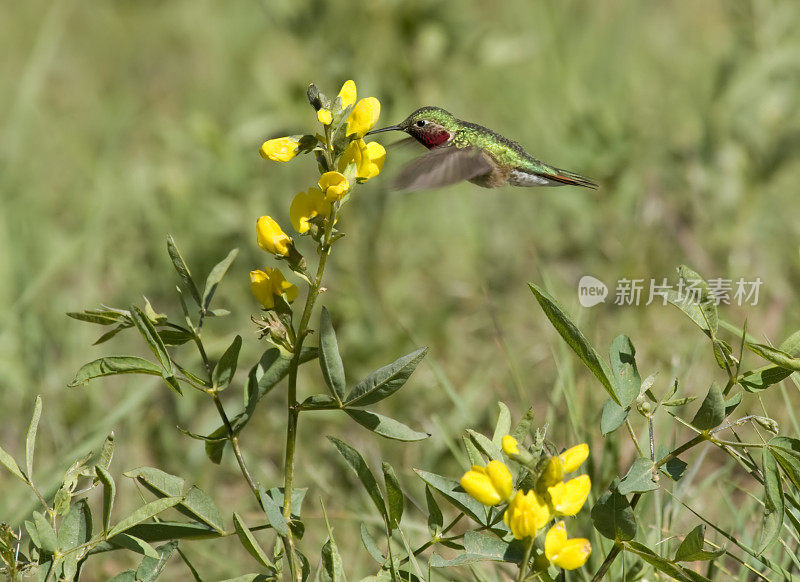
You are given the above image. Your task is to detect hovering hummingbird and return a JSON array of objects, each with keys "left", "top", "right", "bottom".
[{"left": 367, "top": 106, "right": 597, "bottom": 191}]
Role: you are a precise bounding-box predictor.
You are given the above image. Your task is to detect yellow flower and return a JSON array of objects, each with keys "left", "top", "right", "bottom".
[
  {"left": 256, "top": 216, "right": 293, "bottom": 256},
  {"left": 317, "top": 108, "right": 332, "bottom": 126},
  {"left": 290, "top": 187, "right": 332, "bottom": 234},
  {"left": 548, "top": 475, "right": 591, "bottom": 516},
  {"left": 539, "top": 457, "right": 565, "bottom": 488},
  {"left": 503, "top": 490, "right": 551, "bottom": 540},
  {"left": 339, "top": 139, "right": 386, "bottom": 181},
  {"left": 260, "top": 136, "right": 301, "bottom": 162},
  {"left": 559, "top": 444, "right": 589, "bottom": 473},
  {"left": 545, "top": 521, "right": 592, "bottom": 570},
  {"left": 318, "top": 171, "right": 350, "bottom": 202},
  {"left": 338, "top": 80, "right": 357, "bottom": 108},
  {"left": 460, "top": 460, "right": 513, "bottom": 506},
  {"left": 346, "top": 97, "right": 381, "bottom": 138},
  {"left": 250, "top": 268, "right": 298, "bottom": 309},
  {"left": 502, "top": 435, "right": 519, "bottom": 456}
]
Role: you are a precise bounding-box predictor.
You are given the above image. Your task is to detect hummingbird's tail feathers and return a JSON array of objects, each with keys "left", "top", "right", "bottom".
[{"left": 541, "top": 168, "right": 598, "bottom": 189}]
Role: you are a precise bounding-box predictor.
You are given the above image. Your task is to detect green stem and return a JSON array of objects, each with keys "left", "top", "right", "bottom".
[
  {"left": 518, "top": 537, "right": 535, "bottom": 582},
  {"left": 281, "top": 208, "right": 337, "bottom": 581}
]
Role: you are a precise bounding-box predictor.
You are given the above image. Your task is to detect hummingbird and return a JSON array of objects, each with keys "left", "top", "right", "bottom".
[{"left": 367, "top": 106, "right": 597, "bottom": 191}]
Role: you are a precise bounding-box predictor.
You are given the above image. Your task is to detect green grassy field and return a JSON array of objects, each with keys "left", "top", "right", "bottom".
[{"left": 3, "top": 0, "right": 800, "bottom": 579}]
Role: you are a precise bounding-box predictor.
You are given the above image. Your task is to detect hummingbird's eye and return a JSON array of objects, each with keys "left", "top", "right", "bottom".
[{"left": 415, "top": 120, "right": 427, "bottom": 127}]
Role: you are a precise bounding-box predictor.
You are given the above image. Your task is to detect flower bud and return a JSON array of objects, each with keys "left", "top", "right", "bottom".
[
  {"left": 260, "top": 136, "right": 302, "bottom": 162},
  {"left": 256, "top": 216, "right": 292, "bottom": 256}
]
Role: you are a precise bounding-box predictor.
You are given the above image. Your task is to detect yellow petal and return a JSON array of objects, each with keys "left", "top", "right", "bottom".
[
  {"left": 548, "top": 474, "right": 591, "bottom": 516},
  {"left": 559, "top": 444, "right": 589, "bottom": 473},
  {"left": 460, "top": 468, "right": 503, "bottom": 506},
  {"left": 346, "top": 97, "right": 381, "bottom": 138},
  {"left": 360, "top": 141, "right": 386, "bottom": 180},
  {"left": 338, "top": 80, "right": 357, "bottom": 108},
  {"left": 249, "top": 270, "right": 275, "bottom": 309},
  {"left": 503, "top": 490, "right": 551, "bottom": 540},
  {"left": 502, "top": 435, "right": 520, "bottom": 456},
  {"left": 485, "top": 460, "right": 513, "bottom": 502},
  {"left": 317, "top": 108, "right": 333, "bottom": 126},
  {"left": 259, "top": 136, "right": 301, "bottom": 162},
  {"left": 290, "top": 187, "right": 331, "bottom": 233},
  {"left": 267, "top": 267, "right": 298, "bottom": 303},
  {"left": 318, "top": 171, "right": 350, "bottom": 202},
  {"left": 545, "top": 522, "right": 591, "bottom": 570},
  {"left": 256, "top": 216, "right": 292, "bottom": 256}
]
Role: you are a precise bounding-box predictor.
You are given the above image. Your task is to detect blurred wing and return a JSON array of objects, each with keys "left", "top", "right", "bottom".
[{"left": 393, "top": 146, "right": 491, "bottom": 191}]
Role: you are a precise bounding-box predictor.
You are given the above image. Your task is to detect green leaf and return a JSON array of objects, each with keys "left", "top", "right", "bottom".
[
  {"left": 25, "top": 395, "right": 42, "bottom": 479},
  {"left": 690, "top": 384, "right": 725, "bottom": 430},
  {"left": 430, "top": 531, "right": 525, "bottom": 566},
  {"left": 382, "top": 462, "right": 404, "bottom": 530},
  {"left": 466, "top": 429, "right": 503, "bottom": 462},
  {"left": 58, "top": 499, "right": 92, "bottom": 550},
  {"left": 205, "top": 347, "right": 318, "bottom": 464},
  {"left": 739, "top": 366, "right": 793, "bottom": 392},
  {"left": 158, "top": 328, "right": 194, "bottom": 346},
  {"left": 67, "top": 310, "right": 127, "bottom": 325},
  {"left": 136, "top": 540, "right": 178, "bottom": 582},
  {"left": 529, "top": 283, "right": 618, "bottom": 403},
  {"left": 491, "top": 402, "right": 511, "bottom": 448},
  {"left": 591, "top": 486, "right": 636, "bottom": 541},
  {"left": 108, "top": 533, "right": 159, "bottom": 559},
  {"left": 130, "top": 306, "right": 172, "bottom": 373},
  {"left": 511, "top": 407, "right": 535, "bottom": 442},
  {"left": 601, "top": 398, "right": 630, "bottom": 435},
  {"left": 661, "top": 457, "right": 688, "bottom": 481},
  {"left": 626, "top": 541, "right": 710, "bottom": 582},
  {"left": 344, "top": 347, "right": 428, "bottom": 406},
  {"left": 618, "top": 457, "right": 659, "bottom": 495},
  {"left": 674, "top": 524, "right": 724, "bottom": 561},
  {"left": 68, "top": 356, "right": 163, "bottom": 387},
  {"left": 345, "top": 409, "right": 429, "bottom": 441},
  {"left": 319, "top": 307, "right": 346, "bottom": 400},
  {"left": 320, "top": 504, "right": 345, "bottom": 582},
  {"left": 328, "top": 437, "right": 387, "bottom": 520},
  {"left": 232, "top": 512, "right": 274, "bottom": 569},
  {"left": 180, "top": 486, "right": 224, "bottom": 533},
  {"left": 96, "top": 465, "right": 115, "bottom": 533},
  {"left": 107, "top": 497, "right": 183, "bottom": 538},
  {"left": 768, "top": 436, "right": 800, "bottom": 490},
  {"left": 757, "top": 448, "right": 784, "bottom": 554},
  {"left": 202, "top": 248, "right": 238, "bottom": 313},
  {"left": 360, "top": 523, "right": 384, "bottom": 563},
  {"left": 212, "top": 335, "right": 242, "bottom": 391},
  {"left": 33, "top": 511, "right": 58, "bottom": 553},
  {"left": 747, "top": 342, "right": 800, "bottom": 372},
  {"left": 108, "top": 570, "right": 136, "bottom": 582},
  {"left": 425, "top": 485, "right": 443, "bottom": 535},
  {"left": 414, "top": 469, "right": 487, "bottom": 526},
  {"left": 124, "top": 466, "right": 184, "bottom": 498},
  {"left": 0, "top": 443, "right": 26, "bottom": 483},
  {"left": 609, "top": 335, "right": 641, "bottom": 405},
  {"left": 115, "top": 521, "right": 221, "bottom": 542},
  {"left": 257, "top": 486, "right": 289, "bottom": 537},
  {"left": 167, "top": 235, "right": 201, "bottom": 307},
  {"left": 666, "top": 265, "right": 718, "bottom": 337}
]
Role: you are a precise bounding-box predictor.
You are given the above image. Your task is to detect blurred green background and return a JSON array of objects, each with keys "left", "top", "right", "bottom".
[{"left": 3, "top": 0, "right": 800, "bottom": 578}]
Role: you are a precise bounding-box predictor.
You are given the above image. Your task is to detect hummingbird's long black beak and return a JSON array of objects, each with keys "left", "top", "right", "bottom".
[{"left": 366, "top": 125, "right": 402, "bottom": 135}]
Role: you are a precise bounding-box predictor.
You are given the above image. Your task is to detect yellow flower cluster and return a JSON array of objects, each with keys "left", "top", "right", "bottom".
[
  {"left": 460, "top": 436, "right": 592, "bottom": 570},
  {"left": 251, "top": 80, "right": 387, "bottom": 309}
]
